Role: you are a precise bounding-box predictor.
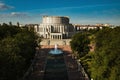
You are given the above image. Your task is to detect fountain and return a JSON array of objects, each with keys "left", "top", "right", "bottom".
[
  {"left": 44, "top": 44, "right": 68, "bottom": 80},
  {"left": 49, "top": 44, "right": 63, "bottom": 54}
]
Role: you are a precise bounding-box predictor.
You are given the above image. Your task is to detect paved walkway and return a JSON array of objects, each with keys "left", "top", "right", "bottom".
[
  {"left": 23, "top": 45, "right": 89, "bottom": 80},
  {"left": 64, "top": 51, "right": 89, "bottom": 80},
  {"left": 23, "top": 49, "right": 48, "bottom": 80}
]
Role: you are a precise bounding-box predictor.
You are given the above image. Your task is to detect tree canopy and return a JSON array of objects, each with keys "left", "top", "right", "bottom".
[
  {"left": 70, "top": 32, "right": 90, "bottom": 58},
  {"left": 91, "top": 27, "right": 120, "bottom": 80},
  {"left": 70, "top": 27, "right": 120, "bottom": 80},
  {"left": 0, "top": 23, "right": 39, "bottom": 80}
]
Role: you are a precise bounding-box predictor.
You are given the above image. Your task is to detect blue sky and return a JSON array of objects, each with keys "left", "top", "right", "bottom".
[{"left": 0, "top": 0, "right": 120, "bottom": 25}]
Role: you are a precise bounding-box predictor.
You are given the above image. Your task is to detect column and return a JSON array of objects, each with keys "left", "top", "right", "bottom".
[
  {"left": 60, "top": 26, "right": 62, "bottom": 32},
  {"left": 57, "top": 26, "right": 58, "bottom": 32},
  {"left": 59, "top": 26, "right": 60, "bottom": 32},
  {"left": 62, "top": 26, "right": 64, "bottom": 32},
  {"left": 57, "top": 35, "right": 58, "bottom": 39},
  {"left": 61, "top": 34, "right": 63, "bottom": 39},
  {"left": 60, "top": 35, "right": 61, "bottom": 39},
  {"left": 52, "top": 35, "right": 53, "bottom": 39},
  {"left": 58, "top": 26, "right": 60, "bottom": 32}
]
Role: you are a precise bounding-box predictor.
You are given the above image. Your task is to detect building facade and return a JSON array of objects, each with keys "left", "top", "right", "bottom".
[
  {"left": 34, "top": 16, "right": 75, "bottom": 39},
  {"left": 33, "top": 16, "right": 111, "bottom": 40}
]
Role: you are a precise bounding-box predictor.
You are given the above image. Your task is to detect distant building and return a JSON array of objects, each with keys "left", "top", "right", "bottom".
[
  {"left": 74, "top": 24, "right": 103, "bottom": 31},
  {"left": 34, "top": 16, "right": 75, "bottom": 39},
  {"left": 29, "top": 16, "right": 111, "bottom": 39}
]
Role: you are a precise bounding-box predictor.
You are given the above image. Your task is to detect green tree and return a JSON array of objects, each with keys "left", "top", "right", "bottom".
[
  {"left": 14, "top": 29, "right": 37, "bottom": 65},
  {"left": 0, "top": 24, "right": 20, "bottom": 40},
  {"left": 70, "top": 32, "right": 91, "bottom": 78},
  {"left": 0, "top": 23, "right": 39, "bottom": 80},
  {"left": 70, "top": 32, "right": 90, "bottom": 58},
  {"left": 91, "top": 27, "right": 120, "bottom": 80},
  {"left": 0, "top": 37, "right": 25, "bottom": 80}
]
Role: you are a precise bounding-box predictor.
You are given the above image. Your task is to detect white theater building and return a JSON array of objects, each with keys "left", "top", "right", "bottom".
[
  {"left": 34, "top": 16, "right": 75, "bottom": 39},
  {"left": 33, "top": 16, "right": 110, "bottom": 40}
]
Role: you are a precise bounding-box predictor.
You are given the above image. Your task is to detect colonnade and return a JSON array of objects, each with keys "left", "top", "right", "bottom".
[
  {"left": 50, "top": 35, "right": 62, "bottom": 39},
  {"left": 44, "top": 25, "right": 65, "bottom": 33},
  {"left": 35, "top": 24, "right": 71, "bottom": 39}
]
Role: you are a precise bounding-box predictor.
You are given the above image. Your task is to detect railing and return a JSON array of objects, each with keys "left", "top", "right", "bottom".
[{"left": 76, "top": 59, "right": 90, "bottom": 80}]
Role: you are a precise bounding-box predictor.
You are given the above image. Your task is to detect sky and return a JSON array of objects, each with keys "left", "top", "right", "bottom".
[{"left": 0, "top": 0, "right": 120, "bottom": 25}]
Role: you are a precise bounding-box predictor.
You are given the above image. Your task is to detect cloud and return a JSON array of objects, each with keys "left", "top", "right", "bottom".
[
  {"left": 0, "top": 2, "right": 14, "bottom": 10},
  {"left": 0, "top": 12, "right": 31, "bottom": 24},
  {"left": 11, "top": 12, "right": 28, "bottom": 17},
  {"left": 0, "top": 12, "right": 30, "bottom": 19}
]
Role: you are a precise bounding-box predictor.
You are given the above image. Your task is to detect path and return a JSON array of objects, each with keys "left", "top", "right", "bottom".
[
  {"left": 23, "top": 45, "right": 89, "bottom": 80},
  {"left": 23, "top": 49, "right": 48, "bottom": 80},
  {"left": 64, "top": 51, "right": 89, "bottom": 80}
]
